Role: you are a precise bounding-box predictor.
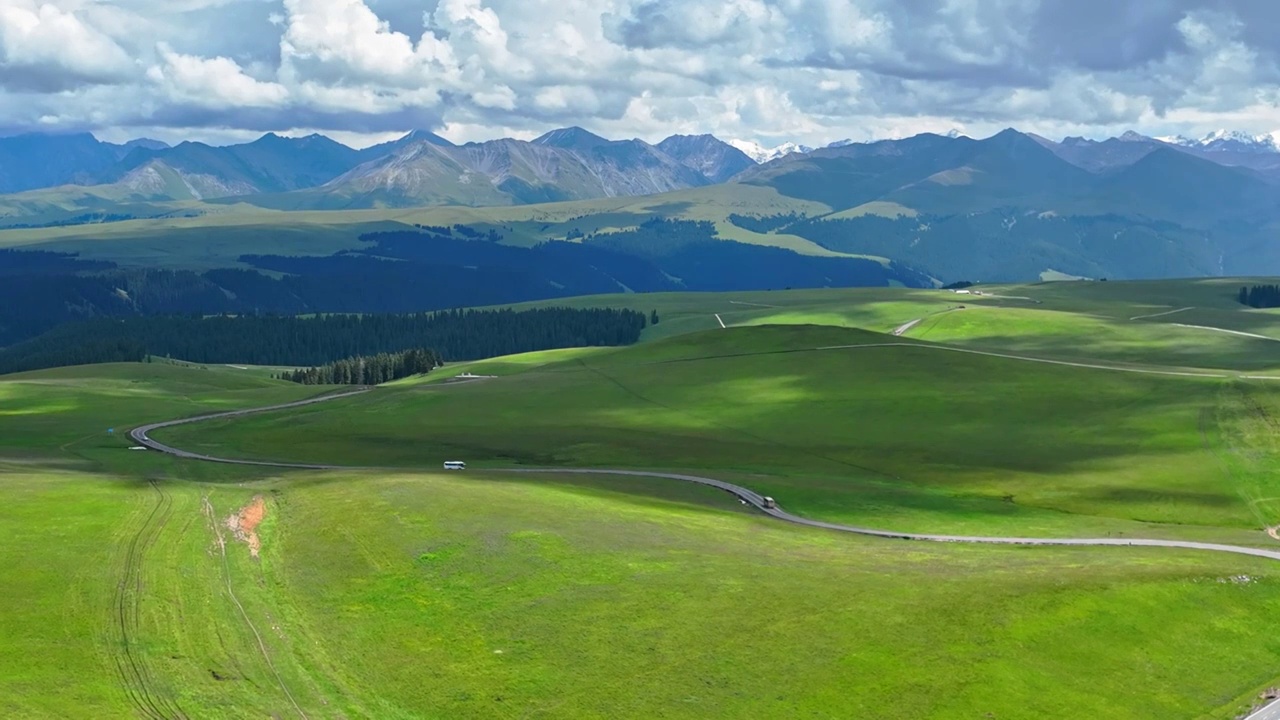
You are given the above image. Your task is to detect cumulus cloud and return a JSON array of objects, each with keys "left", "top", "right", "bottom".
[
  {"left": 280, "top": 0, "right": 459, "bottom": 85},
  {"left": 0, "top": 0, "right": 134, "bottom": 90},
  {"left": 4, "top": 0, "right": 1280, "bottom": 147},
  {"left": 148, "top": 43, "right": 287, "bottom": 108}
]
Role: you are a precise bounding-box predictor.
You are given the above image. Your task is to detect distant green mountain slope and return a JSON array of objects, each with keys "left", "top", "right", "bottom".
[
  {"left": 249, "top": 128, "right": 713, "bottom": 209},
  {"left": 0, "top": 133, "right": 166, "bottom": 194},
  {"left": 729, "top": 129, "right": 1280, "bottom": 281},
  {"left": 107, "top": 133, "right": 363, "bottom": 197},
  {"left": 4, "top": 127, "right": 1280, "bottom": 283}
]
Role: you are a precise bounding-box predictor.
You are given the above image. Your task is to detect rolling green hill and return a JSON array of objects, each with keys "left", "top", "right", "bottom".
[
  {"left": 154, "top": 319, "right": 1280, "bottom": 538},
  {"left": 8, "top": 306, "right": 1280, "bottom": 718},
  {"left": 490, "top": 279, "right": 1280, "bottom": 369}
]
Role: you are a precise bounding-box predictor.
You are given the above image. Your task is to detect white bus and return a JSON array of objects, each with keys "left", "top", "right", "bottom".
[{"left": 443, "top": 461, "right": 466, "bottom": 470}]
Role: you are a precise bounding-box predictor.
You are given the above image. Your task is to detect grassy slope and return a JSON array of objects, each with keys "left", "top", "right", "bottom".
[
  {"left": 4, "top": 340, "right": 1280, "bottom": 716},
  {"left": 495, "top": 281, "right": 1280, "bottom": 370},
  {"left": 0, "top": 364, "right": 323, "bottom": 717},
  {"left": 8, "top": 462, "right": 1280, "bottom": 719},
  {"left": 0, "top": 184, "right": 834, "bottom": 267},
  {"left": 14, "top": 283, "right": 1280, "bottom": 717},
  {"left": 264, "top": 471, "right": 1280, "bottom": 720},
  {"left": 0, "top": 362, "right": 321, "bottom": 460},
  {"left": 158, "top": 325, "right": 1280, "bottom": 542}
]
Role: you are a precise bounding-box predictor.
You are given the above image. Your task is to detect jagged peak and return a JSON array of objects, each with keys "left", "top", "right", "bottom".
[
  {"left": 390, "top": 129, "right": 453, "bottom": 148},
  {"left": 727, "top": 138, "right": 813, "bottom": 164},
  {"left": 532, "top": 126, "right": 610, "bottom": 149},
  {"left": 1118, "top": 130, "right": 1154, "bottom": 143},
  {"left": 1198, "top": 129, "right": 1278, "bottom": 152},
  {"left": 660, "top": 133, "right": 719, "bottom": 142}
]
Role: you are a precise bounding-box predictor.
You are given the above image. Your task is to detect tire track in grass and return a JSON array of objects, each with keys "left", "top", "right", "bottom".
[
  {"left": 1129, "top": 306, "right": 1195, "bottom": 321},
  {"left": 202, "top": 496, "right": 310, "bottom": 720},
  {"left": 112, "top": 480, "right": 188, "bottom": 720},
  {"left": 131, "top": 355, "right": 1280, "bottom": 563}
]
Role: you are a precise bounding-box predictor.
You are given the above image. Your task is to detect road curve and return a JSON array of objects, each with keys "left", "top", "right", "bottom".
[
  {"left": 891, "top": 318, "right": 922, "bottom": 336},
  {"left": 1246, "top": 696, "right": 1280, "bottom": 720},
  {"left": 129, "top": 389, "right": 373, "bottom": 470},
  {"left": 130, "top": 390, "right": 1280, "bottom": 563}
]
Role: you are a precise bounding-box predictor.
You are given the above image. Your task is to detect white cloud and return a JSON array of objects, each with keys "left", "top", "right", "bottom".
[
  {"left": 472, "top": 84, "right": 516, "bottom": 110},
  {"left": 432, "top": 0, "right": 529, "bottom": 78},
  {"left": 0, "top": 0, "right": 134, "bottom": 89},
  {"left": 4, "top": 0, "right": 1280, "bottom": 150},
  {"left": 149, "top": 43, "right": 287, "bottom": 108},
  {"left": 280, "top": 0, "right": 459, "bottom": 85}
]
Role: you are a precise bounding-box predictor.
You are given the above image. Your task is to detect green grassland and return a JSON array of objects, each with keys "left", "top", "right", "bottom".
[
  {"left": 0, "top": 184, "right": 833, "bottom": 268},
  {"left": 494, "top": 280, "right": 1280, "bottom": 371},
  {"left": 505, "top": 286, "right": 966, "bottom": 341},
  {"left": 10, "top": 461, "right": 1280, "bottom": 719},
  {"left": 12, "top": 281, "right": 1280, "bottom": 717},
  {"left": 0, "top": 362, "right": 320, "bottom": 464},
  {"left": 5, "top": 362, "right": 1280, "bottom": 718},
  {"left": 157, "top": 324, "right": 1280, "bottom": 543},
  {"left": 904, "top": 304, "right": 1280, "bottom": 372}
]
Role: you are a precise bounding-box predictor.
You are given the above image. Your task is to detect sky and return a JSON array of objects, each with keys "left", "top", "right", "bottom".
[{"left": 3, "top": 0, "right": 1280, "bottom": 148}]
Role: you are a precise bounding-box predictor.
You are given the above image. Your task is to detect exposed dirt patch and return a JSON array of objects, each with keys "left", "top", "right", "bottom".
[
  {"left": 1267, "top": 525, "right": 1280, "bottom": 542},
  {"left": 226, "top": 495, "right": 266, "bottom": 558}
]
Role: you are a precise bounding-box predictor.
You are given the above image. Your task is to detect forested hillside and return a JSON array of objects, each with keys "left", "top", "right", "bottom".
[
  {"left": 0, "top": 230, "right": 928, "bottom": 349},
  {"left": 281, "top": 348, "right": 441, "bottom": 386},
  {"left": 0, "top": 307, "right": 648, "bottom": 375}
]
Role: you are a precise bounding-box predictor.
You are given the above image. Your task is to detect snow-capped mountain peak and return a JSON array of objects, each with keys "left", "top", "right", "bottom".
[
  {"left": 1150, "top": 130, "right": 1279, "bottom": 152},
  {"left": 1203, "top": 129, "right": 1253, "bottom": 144},
  {"left": 1197, "top": 129, "right": 1279, "bottom": 152},
  {"left": 727, "top": 139, "right": 814, "bottom": 164}
]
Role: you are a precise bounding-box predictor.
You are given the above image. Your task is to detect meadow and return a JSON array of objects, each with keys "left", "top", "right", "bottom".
[
  {"left": 0, "top": 184, "right": 833, "bottom": 269},
  {"left": 10, "top": 280, "right": 1280, "bottom": 717},
  {"left": 10, "top": 456, "right": 1280, "bottom": 719},
  {"left": 160, "top": 323, "right": 1280, "bottom": 543},
  {"left": 497, "top": 279, "right": 1280, "bottom": 370}
]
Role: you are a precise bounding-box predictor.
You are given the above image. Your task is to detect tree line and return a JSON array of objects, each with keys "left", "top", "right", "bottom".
[
  {"left": 0, "top": 306, "right": 649, "bottom": 376},
  {"left": 1239, "top": 285, "right": 1280, "bottom": 308},
  {"left": 3, "top": 222, "right": 931, "bottom": 351},
  {"left": 281, "top": 348, "right": 441, "bottom": 385},
  {"left": 727, "top": 212, "right": 802, "bottom": 233}
]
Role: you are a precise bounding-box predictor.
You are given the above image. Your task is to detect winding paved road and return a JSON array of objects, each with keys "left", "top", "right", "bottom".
[
  {"left": 129, "top": 389, "right": 374, "bottom": 470},
  {"left": 132, "top": 371, "right": 1280, "bottom": 718},
  {"left": 130, "top": 388, "right": 1280, "bottom": 563}
]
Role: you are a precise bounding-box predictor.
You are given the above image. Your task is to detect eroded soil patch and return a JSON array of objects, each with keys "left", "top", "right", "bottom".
[{"left": 227, "top": 495, "right": 266, "bottom": 558}]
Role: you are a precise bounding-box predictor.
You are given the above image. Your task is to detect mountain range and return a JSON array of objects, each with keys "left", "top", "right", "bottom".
[
  {"left": 267, "top": 127, "right": 724, "bottom": 210},
  {"left": 2, "top": 126, "right": 1278, "bottom": 212},
  {"left": 5, "top": 124, "right": 1280, "bottom": 286},
  {"left": 727, "top": 139, "right": 815, "bottom": 164},
  {"left": 719, "top": 127, "right": 1280, "bottom": 280},
  {"left": 0, "top": 127, "right": 756, "bottom": 211}
]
